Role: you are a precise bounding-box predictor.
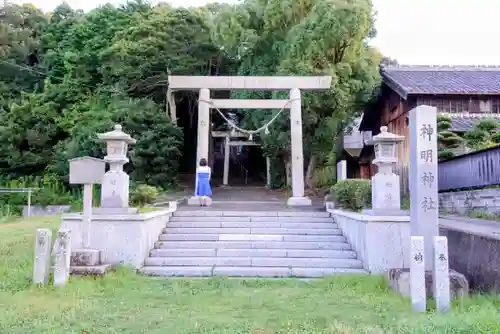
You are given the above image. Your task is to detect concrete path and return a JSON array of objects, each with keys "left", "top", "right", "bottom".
[{"left": 440, "top": 215, "right": 500, "bottom": 240}]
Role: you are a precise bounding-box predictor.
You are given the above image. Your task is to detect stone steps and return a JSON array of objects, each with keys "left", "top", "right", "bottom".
[
  {"left": 154, "top": 241, "right": 353, "bottom": 250},
  {"left": 164, "top": 227, "right": 342, "bottom": 235},
  {"left": 139, "top": 209, "right": 365, "bottom": 278},
  {"left": 150, "top": 248, "right": 357, "bottom": 258},
  {"left": 158, "top": 234, "right": 346, "bottom": 242},
  {"left": 172, "top": 211, "right": 331, "bottom": 217},
  {"left": 168, "top": 216, "right": 333, "bottom": 223},
  {"left": 167, "top": 221, "right": 337, "bottom": 229},
  {"left": 140, "top": 266, "right": 367, "bottom": 278},
  {"left": 144, "top": 257, "right": 362, "bottom": 267}
]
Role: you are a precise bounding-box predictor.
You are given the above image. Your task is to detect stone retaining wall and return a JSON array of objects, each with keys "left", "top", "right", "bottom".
[
  {"left": 439, "top": 225, "right": 500, "bottom": 293},
  {"left": 439, "top": 188, "right": 500, "bottom": 214},
  {"left": 22, "top": 205, "right": 71, "bottom": 217},
  {"left": 60, "top": 208, "right": 173, "bottom": 269}
]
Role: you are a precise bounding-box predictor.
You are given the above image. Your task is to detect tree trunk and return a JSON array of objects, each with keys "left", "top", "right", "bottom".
[{"left": 305, "top": 154, "right": 317, "bottom": 190}]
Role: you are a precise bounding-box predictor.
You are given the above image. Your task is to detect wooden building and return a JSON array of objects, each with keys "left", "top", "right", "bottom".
[{"left": 342, "top": 65, "right": 500, "bottom": 194}]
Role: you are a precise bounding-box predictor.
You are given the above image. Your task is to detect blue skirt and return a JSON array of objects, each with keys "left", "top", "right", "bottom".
[{"left": 196, "top": 172, "right": 212, "bottom": 197}]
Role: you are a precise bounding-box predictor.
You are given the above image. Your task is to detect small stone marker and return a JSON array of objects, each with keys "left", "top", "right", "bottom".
[
  {"left": 410, "top": 236, "right": 426, "bottom": 312},
  {"left": 33, "top": 229, "right": 52, "bottom": 285},
  {"left": 433, "top": 236, "right": 451, "bottom": 312},
  {"left": 336, "top": 160, "right": 347, "bottom": 181},
  {"left": 409, "top": 105, "right": 439, "bottom": 270},
  {"left": 53, "top": 229, "right": 71, "bottom": 287}
]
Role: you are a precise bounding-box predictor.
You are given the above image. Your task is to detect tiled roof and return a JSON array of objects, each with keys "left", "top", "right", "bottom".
[
  {"left": 382, "top": 65, "right": 500, "bottom": 98},
  {"left": 442, "top": 113, "right": 500, "bottom": 132}
]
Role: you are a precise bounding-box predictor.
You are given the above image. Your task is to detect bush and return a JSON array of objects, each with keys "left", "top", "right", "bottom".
[
  {"left": 0, "top": 173, "right": 80, "bottom": 216},
  {"left": 130, "top": 184, "right": 160, "bottom": 207},
  {"left": 331, "top": 179, "right": 371, "bottom": 211},
  {"left": 312, "top": 166, "right": 336, "bottom": 189}
]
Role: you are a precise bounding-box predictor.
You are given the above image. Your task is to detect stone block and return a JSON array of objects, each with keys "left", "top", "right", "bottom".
[
  {"left": 387, "top": 268, "right": 469, "bottom": 300},
  {"left": 287, "top": 196, "right": 312, "bottom": 206},
  {"left": 70, "top": 264, "right": 112, "bottom": 276},
  {"left": 61, "top": 209, "right": 172, "bottom": 270},
  {"left": 92, "top": 207, "right": 138, "bottom": 215},
  {"left": 71, "top": 249, "right": 100, "bottom": 266}
]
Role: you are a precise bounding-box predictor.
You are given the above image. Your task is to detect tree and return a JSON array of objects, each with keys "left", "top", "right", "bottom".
[
  {"left": 437, "top": 114, "right": 463, "bottom": 160},
  {"left": 0, "top": 0, "right": 381, "bottom": 193},
  {"left": 212, "top": 0, "right": 380, "bottom": 188},
  {"left": 464, "top": 118, "right": 500, "bottom": 151}
]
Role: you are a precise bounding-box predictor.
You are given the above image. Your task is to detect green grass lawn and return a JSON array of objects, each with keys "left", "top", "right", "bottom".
[{"left": 1, "top": 217, "right": 500, "bottom": 333}]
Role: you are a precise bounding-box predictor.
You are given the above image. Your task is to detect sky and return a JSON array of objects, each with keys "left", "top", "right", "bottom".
[{"left": 19, "top": 0, "right": 500, "bottom": 65}]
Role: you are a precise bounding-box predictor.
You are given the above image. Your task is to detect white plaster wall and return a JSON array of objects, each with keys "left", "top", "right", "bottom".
[
  {"left": 328, "top": 208, "right": 411, "bottom": 273},
  {"left": 60, "top": 209, "right": 173, "bottom": 269}
]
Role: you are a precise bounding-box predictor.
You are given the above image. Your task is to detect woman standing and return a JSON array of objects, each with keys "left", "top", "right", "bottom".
[{"left": 195, "top": 158, "right": 212, "bottom": 206}]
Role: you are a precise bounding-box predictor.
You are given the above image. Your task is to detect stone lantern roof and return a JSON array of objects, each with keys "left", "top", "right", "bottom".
[
  {"left": 365, "top": 126, "right": 404, "bottom": 145},
  {"left": 97, "top": 124, "right": 136, "bottom": 144}
]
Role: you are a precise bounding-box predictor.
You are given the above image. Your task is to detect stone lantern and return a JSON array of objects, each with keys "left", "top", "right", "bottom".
[
  {"left": 365, "top": 126, "right": 405, "bottom": 214},
  {"left": 97, "top": 124, "right": 136, "bottom": 211}
]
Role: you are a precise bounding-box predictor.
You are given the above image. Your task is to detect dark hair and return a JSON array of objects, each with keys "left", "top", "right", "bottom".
[{"left": 199, "top": 158, "right": 207, "bottom": 167}]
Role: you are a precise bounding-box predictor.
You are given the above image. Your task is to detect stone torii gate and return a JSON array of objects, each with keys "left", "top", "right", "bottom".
[{"left": 168, "top": 75, "right": 332, "bottom": 206}]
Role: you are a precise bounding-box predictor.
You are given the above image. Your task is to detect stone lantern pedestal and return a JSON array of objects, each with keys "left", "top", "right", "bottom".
[{"left": 363, "top": 126, "right": 406, "bottom": 216}]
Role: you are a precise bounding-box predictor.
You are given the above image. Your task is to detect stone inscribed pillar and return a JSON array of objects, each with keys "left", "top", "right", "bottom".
[
  {"left": 337, "top": 160, "right": 347, "bottom": 181},
  {"left": 287, "top": 88, "right": 311, "bottom": 206},
  {"left": 433, "top": 236, "right": 451, "bottom": 312},
  {"left": 97, "top": 124, "right": 136, "bottom": 210},
  {"left": 53, "top": 229, "right": 71, "bottom": 287},
  {"left": 409, "top": 105, "right": 439, "bottom": 270},
  {"left": 365, "top": 126, "right": 404, "bottom": 215},
  {"left": 410, "top": 236, "right": 426, "bottom": 312},
  {"left": 33, "top": 229, "right": 52, "bottom": 285}
]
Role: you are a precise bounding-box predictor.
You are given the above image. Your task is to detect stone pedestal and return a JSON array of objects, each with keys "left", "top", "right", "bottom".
[
  {"left": 70, "top": 248, "right": 111, "bottom": 276},
  {"left": 388, "top": 268, "right": 469, "bottom": 300},
  {"left": 101, "top": 170, "right": 130, "bottom": 208},
  {"left": 287, "top": 197, "right": 312, "bottom": 207},
  {"left": 372, "top": 173, "right": 400, "bottom": 210}
]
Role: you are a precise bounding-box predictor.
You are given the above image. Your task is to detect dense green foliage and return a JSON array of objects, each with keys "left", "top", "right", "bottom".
[
  {"left": 437, "top": 114, "right": 464, "bottom": 159},
  {"left": 0, "top": 0, "right": 381, "bottom": 209},
  {"left": 464, "top": 118, "right": 500, "bottom": 151},
  {"left": 211, "top": 0, "right": 380, "bottom": 188},
  {"left": 331, "top": 179, "right": 371, "bottom": 211}
]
